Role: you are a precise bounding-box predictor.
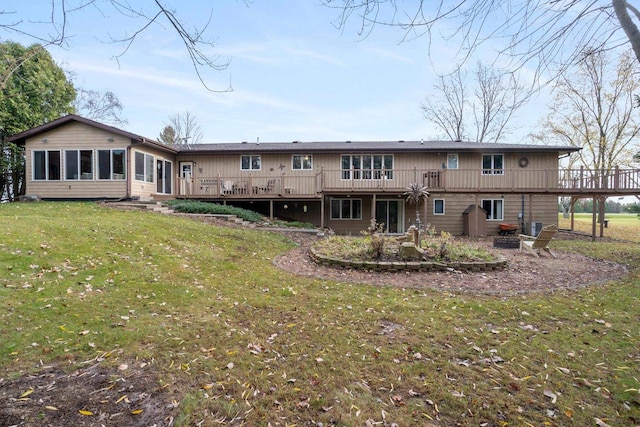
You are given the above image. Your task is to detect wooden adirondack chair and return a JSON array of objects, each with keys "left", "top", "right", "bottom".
[{"left": 518, "top": 224, "right": 558, "bottom": 258}]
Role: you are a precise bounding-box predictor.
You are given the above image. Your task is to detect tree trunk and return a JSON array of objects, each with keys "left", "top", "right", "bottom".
[{"left": 613, "top": 0, "right": 640, "bottom": 64}]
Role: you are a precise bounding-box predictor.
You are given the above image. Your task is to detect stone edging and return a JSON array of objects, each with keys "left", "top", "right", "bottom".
[{"left": 308, "top": 247, "right": 508, "bottom": 273}]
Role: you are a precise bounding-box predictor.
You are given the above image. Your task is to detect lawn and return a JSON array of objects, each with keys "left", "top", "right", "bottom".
[
  {"left": 559, "top": 212, "right": 640, "bottom": 242},
  {"left": 1, "top": 202, "right": 639, "bottom": 426}
]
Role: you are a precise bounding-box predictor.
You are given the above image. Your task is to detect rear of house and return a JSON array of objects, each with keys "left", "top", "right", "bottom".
[{"left": 10, "top": 114, "right": 585, "bottom": 236}]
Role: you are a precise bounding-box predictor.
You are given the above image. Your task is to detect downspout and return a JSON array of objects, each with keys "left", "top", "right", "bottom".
[{"left": 520, "top": 194, "right": 525, "bottom": 233}]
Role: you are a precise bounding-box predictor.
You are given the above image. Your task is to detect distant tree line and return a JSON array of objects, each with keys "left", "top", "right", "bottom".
[{"left": 558, "top": 199, "right": 638, "bottom": 214}]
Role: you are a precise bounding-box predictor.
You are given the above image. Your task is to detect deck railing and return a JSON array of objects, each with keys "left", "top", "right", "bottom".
[{"left": 177, "top": 167, "right": 640, "bottom": 198}]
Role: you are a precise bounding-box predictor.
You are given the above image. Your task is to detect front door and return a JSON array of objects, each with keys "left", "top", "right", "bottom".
[
  {"left": 179, "top": 162, "right": 193, "bottom": 195},
  {"left": 375, "top": 200, "right": 404, "bottom": 234}
]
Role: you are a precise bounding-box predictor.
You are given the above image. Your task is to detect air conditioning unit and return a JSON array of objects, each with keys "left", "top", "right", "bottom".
[{"left": 531, "top": 222, "right": 543, "bottom": 236}]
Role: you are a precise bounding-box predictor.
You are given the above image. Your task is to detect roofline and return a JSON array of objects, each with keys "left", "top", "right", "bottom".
[
  {"left": 7, "top": 114, "right": 578, "bottom": 156},
  {"left": 7, "top": 114, "right": 178, "bottom": 154},
  {"left": 178, "top": 141, "right": 581, "bottom": 155}
]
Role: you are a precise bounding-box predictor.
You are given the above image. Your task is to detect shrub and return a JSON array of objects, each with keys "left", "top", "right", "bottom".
[
  {"left": 165, "top": 200, "right": 264, "bottom": 222},
  {"left": 361, "top": 218, "right": 386, "bottom": 260}
]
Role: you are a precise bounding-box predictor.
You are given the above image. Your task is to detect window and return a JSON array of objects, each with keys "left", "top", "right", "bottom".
[
  {"left": 330, "top": 198, "right": 362, "bottom": 220},
  {"left": 65, "top": 150, "right": 93, "bottom": 180},
  {"left": 241, "top": 155, "right": 261, "bottom": 170},
  {"left": 98, "top": 149, "right": 126, "bottom": 180},
  {"left": 292, "top": 155, "right": 312, "bottom": 170},
  {"left": 134, "top": 152, "right": 155, "bottom": 183},
  {"left": 433, "top": 199, "right": 445, "bottom": 215},
  {"left": 33, "top": 150, "right": 61, "bottom": 181},
  {"left": 481, "top": 199, "right": 504, "bottom": 220},
  {"left": 341, "top": 154, "right": 393, "bottom": 180},
  {"left": 447, "top": 153, "right": 459, "bottom": 169},
  {"left": 482, "top": 154, "right": 504, "bottom": 175}
]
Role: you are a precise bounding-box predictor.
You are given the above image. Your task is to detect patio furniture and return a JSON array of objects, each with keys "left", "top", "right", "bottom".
[
  {"left": 518, "top": 224, "right": 558, "bottom": 258},
  {"left": 253, "top": 179, "right": 276, "bottom": 194}
]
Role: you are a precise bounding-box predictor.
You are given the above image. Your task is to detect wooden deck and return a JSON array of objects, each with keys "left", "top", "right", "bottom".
[{"left": 176, "top": 167, "right": 640, "bottom": 199}]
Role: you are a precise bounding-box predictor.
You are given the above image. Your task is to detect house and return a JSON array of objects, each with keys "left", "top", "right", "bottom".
[{"left": 9, "top": 114, "right": 639, "bottom": 236}]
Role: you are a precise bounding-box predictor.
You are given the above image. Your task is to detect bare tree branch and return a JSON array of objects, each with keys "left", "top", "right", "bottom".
[
  {"left": 323, "top": 1, "right": 640, "bottom": 81},
  {"left": 543, "top": 49, "right": 640, "bottom": 172},
  {"left": 422, "top": 62, "right": 529, "bottom": 142},
  {"left": 164, "top": 111, "right": 204, "bottom": 146},
  {"left": 1, "top": 1, "right": 231, "bottom": 91}
]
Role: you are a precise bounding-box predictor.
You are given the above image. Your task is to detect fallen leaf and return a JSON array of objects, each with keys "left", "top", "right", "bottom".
[
  {"left": 543, "top": 389, "right": 557, "bottom": 404},
  {"left": 19, "top": 388, "right": 33, "bottom": 398},
  {"left": 594, "top": 418, "right": 611, "bottom": 427},
  {"left": 79, "top": 410, "right": 94, "bottom": 416},
  {"left": 45, "top": 406, "right": 58, "bottom": 411},
  {"left": 131, "top": 409, "right": 144, "bottom": 415}
]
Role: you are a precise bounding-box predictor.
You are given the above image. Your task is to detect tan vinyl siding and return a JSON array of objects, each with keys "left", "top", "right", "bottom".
[
  {"left": 130, "top": 147, "right": 175, "bottom": 199},
  {"left": 25, "top": 122, "right": 130, "bottom": 199},
  {"left": 424, "top": 194, "right": 559, "bottom": 236},
  {"left": 426, "top": 194, "right": 480, "bottom": 236},
  {"left": 325, "top": 195, "right": 372, "bottom": 235}
]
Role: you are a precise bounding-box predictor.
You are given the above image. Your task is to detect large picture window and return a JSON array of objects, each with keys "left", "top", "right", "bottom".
[
  {"left": 341, "top": 154, "right": 393, "bottom": 180},
  {"left": 135, "top": 152, "right": 155, "bottom": 183},
  {"left": 481, "top": 199, "right": 504, "bottom": 220},
  {"left": 241, "top": 155, "right": 261, "bottom": 170},
  {"left": 330, "top": 198, "right": 362, "bottom": 220},
  {"left": 482, "top": 154, "right": 504, "bottom": 175},
  {"left": 292, "top": 155, "right": 312, "bottom": 170},
  {"left": 65, "top": 150, "right": 93, "bottom": 180},
  {"left": 98, "top": 149, "right": 126, "bottom": 180},
  {"left": 33, "top": 150, "right": 61, "bottom": 181}
]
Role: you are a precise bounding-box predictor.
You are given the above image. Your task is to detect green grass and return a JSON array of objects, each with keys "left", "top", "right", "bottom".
[{"left": 1, "top": 202, "right": 639, "bottom": 426}]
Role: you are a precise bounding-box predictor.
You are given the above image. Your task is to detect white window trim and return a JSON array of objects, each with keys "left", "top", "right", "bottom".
[
  {"left": 241, "top": 154, "right": 261, "bottom": 171},
  {"left": 481, "top": 199, "right": 504, "bottom": 221},
  {"left": 64, "top": 149, "right": 94, "bottom": 181},
  {"left": 433, "top": 199, "right": 445, "bottom": 215},
  {"left": 447, "top": 153, "right": 459, "bottom": 170},
  {"left": 340, "top": 154, "right": 394, "bottom": 180},
  {"left": 292, "top": 154, "right": 313, "bottom": 170},
  {"left": 134, "top": 151, "right": 155, "bottom": 183},
  {"left": 97, "top": 149, "right": 127, "bottom": 181},
  {"left": 32, "top": 149, "right": 61, "bottom": 181},
  {"left": 482, "top": 153, "right": 505, "bottom": 175}
]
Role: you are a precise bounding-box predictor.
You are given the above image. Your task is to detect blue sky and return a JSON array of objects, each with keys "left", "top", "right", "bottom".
[{"left": 5, "top": 1, "right": 545, "bottom": 143}]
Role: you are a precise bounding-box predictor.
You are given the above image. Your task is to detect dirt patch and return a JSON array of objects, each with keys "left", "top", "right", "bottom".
[
  {"left": 273, "top": 231, "right": 629, "bottom": 295},
  {"left": 0, "top": 357, "right": 178, "bottom": 427}
]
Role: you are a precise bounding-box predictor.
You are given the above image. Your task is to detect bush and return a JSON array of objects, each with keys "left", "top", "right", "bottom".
[{"left": 165, "top": 200, "right": 264, "bottom": 222}]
